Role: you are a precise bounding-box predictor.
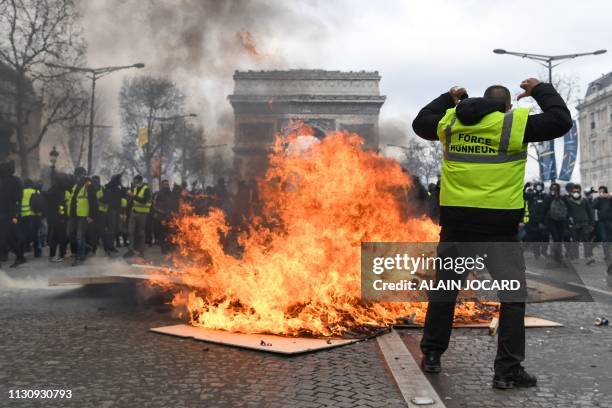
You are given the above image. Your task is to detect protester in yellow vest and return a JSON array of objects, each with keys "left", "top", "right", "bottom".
[
  {"left": 124, "top": 175, "right": 151, "bottom": 259},
  {"left": 66, "top": 167, "right": 98, "bottom": 266},
  {"left": 412, "top": 78, "right": 572, "bottom": 389},
  {"left": 20, "top": 179, "right": 43, "bottom": 258}
]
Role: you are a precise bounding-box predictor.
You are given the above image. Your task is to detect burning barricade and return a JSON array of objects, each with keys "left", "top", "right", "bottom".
[{"left": 150, "top": 125, "right": 498, "bottom": 339}]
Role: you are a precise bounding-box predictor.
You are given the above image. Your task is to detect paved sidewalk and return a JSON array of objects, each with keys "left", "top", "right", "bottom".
[{"left": 0, "top": 280, "right": 405, "bottom": 408}]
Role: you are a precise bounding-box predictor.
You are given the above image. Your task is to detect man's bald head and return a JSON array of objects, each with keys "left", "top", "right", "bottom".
[{"left": 484, "top": 85, "right": 512, "bottom": 112}]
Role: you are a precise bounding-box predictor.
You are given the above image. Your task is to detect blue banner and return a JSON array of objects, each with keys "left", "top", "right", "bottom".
[
  {"left": 538, "top": 140, "right": 557, "bottom": 181},
  {"left": 558, "top": 120, "right": 578, "bottom": 181}
]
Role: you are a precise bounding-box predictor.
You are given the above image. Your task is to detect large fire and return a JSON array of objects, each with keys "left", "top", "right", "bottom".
[{"left": 152, "top": 125, "right": 495, "bottom": 338}]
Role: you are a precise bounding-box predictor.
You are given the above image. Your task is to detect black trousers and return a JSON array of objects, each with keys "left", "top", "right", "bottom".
[
  {"left": 420, "top": 227, "right": 527, "bottom": 376},
  {"left": 0, "top": 217, "right": 25, "bottom": 261},
  {"left": 20, "top": 215, "right": 42, "bottom": 255},
  {"left": 68, "top": 217, "right": 89, "bottom": 261},
  {"left": 48, "top": 216, "right": 67, "bottom": 258}
]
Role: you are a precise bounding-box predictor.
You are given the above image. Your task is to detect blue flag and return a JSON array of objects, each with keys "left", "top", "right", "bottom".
[
  {"left": 538, "top": 140, "right": 557, "bottom": 181},
  {"left": 558, "top": 120, "right": 578, "bottom": 181}
]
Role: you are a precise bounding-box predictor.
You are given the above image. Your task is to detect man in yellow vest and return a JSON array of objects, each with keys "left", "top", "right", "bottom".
[
  {"left": 124, "top": 174, "right": 151, "bottom": 258},
  {"left": 66, "top": 167, "right": 98, "bottom": 266},
  {"left": 20, "top": 179, "right": 43, "bottom": 258},
  {"left": 412, "top": 78, "right": 572, "bottom": 389}
]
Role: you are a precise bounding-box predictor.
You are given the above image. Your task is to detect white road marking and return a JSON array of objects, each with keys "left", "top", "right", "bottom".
[
  {"left": 377, "top": 330, "right": 446, "bottom": 408},
  {"left": 526, "top": 269, "right": 612, "bottom": 297},
  {"left": 566, "top": 281, "right": 612, "bottom": 297}
]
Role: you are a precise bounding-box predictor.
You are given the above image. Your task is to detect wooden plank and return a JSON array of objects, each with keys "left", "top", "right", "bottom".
[
  {"left": 150, "top": 324, "right": 358, "bottom": 355},
  {"left": 377, "top": 330, "right": 446, "bottom": 408},
  {"left": 395, "top": 315, "right": 563, "bottom": 329}
]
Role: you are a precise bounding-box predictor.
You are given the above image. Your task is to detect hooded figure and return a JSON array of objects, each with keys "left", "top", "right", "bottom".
[{"left": 0, "top": 160, "right": 26, "bottom": 267}]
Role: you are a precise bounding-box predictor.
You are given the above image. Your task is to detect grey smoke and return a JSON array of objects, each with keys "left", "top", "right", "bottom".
[{"left": 80, "top": 0, "right": 330, "bottom": 145}]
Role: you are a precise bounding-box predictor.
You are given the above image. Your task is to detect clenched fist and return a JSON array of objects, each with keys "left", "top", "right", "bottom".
[
  {"left": 517, "top": 78, "right": 541, "bottom": 100},
  {"left": 449, "top": 86, "right": 468, "bottom": 105}
]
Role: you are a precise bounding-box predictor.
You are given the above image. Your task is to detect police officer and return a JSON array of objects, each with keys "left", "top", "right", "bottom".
[
  {"left": 124, "top": 175, "right": 151, "bottom": 259},
  {"left": 413, "top": 77, "right": 572, "bottom": 389},
  {"left": 66, "top": 167, "right": 98, "bottom": 266},
  {"left": 525, "top": 182, "right": 550, "bottom": 259}
]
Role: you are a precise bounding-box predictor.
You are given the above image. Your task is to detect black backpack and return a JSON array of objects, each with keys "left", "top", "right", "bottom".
[{"left": 549, "top": 198, "right": 567, "bottom": 221}]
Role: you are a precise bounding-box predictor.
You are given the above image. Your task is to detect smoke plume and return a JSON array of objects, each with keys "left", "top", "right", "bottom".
[{"left": 80, "top": 0, "right": 329, "bottom": 145}]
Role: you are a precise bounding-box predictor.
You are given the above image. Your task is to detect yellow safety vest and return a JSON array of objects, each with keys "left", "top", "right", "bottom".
[
  {"left": 62, "top": 190, "right": 70, "bottom": 215},
  {"left": 21, "top": 187, "right": 41, "bottom": 217},
  {"left": 132, "top": 184, "right": 151, "bottom": 214},
  {"left": 437, "top": 107, "right": 530, "bottom": 209},
  {"left": 66, "top": 183, "right": 90, "bottom": 217},
  {"left": 97, "top": 188, "right": 108, "bottom": 213}
]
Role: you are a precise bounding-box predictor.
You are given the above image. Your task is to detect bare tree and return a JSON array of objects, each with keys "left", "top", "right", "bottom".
[
  {"left": 391, "top": 137, "right": 442, "bottom": 185},
  {"left": 119, "top": 75, "right": 185, "bottom": 185},
  {"left": 0, "top": 0, "right": 87, "bottom": 178}
]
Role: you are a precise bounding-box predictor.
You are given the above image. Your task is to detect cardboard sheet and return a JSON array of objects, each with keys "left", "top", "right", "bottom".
[{"left": 150, "top": 324, "right": 359, "bottom": 355}]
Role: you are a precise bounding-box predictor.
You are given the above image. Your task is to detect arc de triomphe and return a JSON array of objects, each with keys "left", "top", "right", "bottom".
[{"left": 228, "top": 69, "right": 386, "bottom": 179}]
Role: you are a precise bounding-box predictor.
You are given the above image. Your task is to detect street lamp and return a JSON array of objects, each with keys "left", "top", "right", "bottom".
[
  {"left": 493, "top": 48, "right": 606, "bottom": 182},
  {"left": 45, "top": 62, "right": 145, "bottom": 175},
  {"left": 49, "top": 145, "right": 59, "bottom": 184},
  {"left": 492, "top": 48, "right": 607, "bottom": 83}
]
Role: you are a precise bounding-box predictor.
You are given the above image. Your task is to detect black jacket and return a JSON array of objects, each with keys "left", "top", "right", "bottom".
[
  {"left": 594, "top": 197, "right": 612, "bottom": 222},
  {"left": 566, "top": 196, "right": 594, "bottom": 226},
  {"left": 526, "top": 192, "right": 550, "bottom": 224},
  {"left": 0, "top": 162, "right": 22, "bottom": 219},
  {"left": 103, "top": 175, "right": 126, "bottom": 212},
  {"left": 412, "top": 83, "right": 572, "bottom": 235}
]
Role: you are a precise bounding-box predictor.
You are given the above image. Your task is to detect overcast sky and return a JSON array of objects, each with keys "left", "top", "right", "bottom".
[{"left": 80, "top": 0, "right": 612, "bottom": 181}]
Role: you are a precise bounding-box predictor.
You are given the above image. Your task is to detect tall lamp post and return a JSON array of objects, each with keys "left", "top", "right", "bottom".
[
  {"left": 493, "top": 48, "right": 606, "bottom": 181},
  {"left": 152, "top": 113, "right": 198, "bottom": 185},
  {"left": 492, "top": 49, "right": 606, "bottom": 83},
  {"left": 49, "top": 146, "right": 59, "bottom": 184},
  {"left": 46, "top": 62, "right": 145, "bottom": 175}
]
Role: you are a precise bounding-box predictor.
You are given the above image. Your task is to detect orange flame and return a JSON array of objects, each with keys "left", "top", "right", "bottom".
[
  {"left": 236, "top": 31, "right": 270, "bottom": 59},
  {"left": 155, "top": 127, "right": 494, "bottom": 337}
]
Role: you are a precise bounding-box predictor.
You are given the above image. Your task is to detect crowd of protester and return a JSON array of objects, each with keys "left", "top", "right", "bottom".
[
  {"left": 3, "top": 157, "right": 612, "bottom": 270},
  {"left": 0, "top": 160, "right": 251, "bottom": 268},
  {"left": 520, "top": 181, "right": 612, "bottom": 265},
  {"left": 409, "top": 174, "right": 612, "bottom": 266}
]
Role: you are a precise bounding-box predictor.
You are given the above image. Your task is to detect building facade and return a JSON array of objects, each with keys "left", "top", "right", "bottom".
[
  {"left": 228, "top": 70, "right": 386, "bottom": 179},
  {"left": 577, "top": 71, "right": 612, "bottom": 189}
]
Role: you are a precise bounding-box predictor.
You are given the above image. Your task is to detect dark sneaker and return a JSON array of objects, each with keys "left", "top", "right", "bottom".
[
  {"left": 493, "top": 367, "right": 537, "bottom": 389},
  {"left": 421, "top": 352, "right": 441, "bottom": 373},
  {"left": 10, "top": 258, "right": 26, "bottom": 268},
  {"left": 123, "top": 250, "right": 135, "bottom": 259}
]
